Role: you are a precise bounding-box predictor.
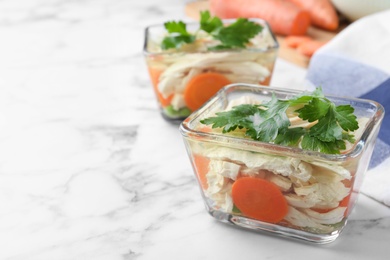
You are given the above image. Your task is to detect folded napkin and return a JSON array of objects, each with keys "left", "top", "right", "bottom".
[{"left": 306, "top": 9, "right": 390, "bottom": 207}]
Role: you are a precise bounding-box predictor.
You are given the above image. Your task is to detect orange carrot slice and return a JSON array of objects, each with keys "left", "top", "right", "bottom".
[
  {"left": 311, "top": 185, "right": 352, "bottom": 215},
  {"left": 197, "top": 125, "right": 213, "bottom": 133},
  {"left": 209, "top": 0, "right": 311, "bottom": 36},
  {"left": 339, "top": 194, "right": 351, "bottom": 208},
  {"left": 310, "top": 207, "right": 337, "bottom": 214},
  {"left": 340, "top": 179, "right": 353, "bottom": 216},
  {"left": 341, "top": 178, "right": 353, "bottom": 188},
  {"left": 286, "top": 0, "right": 339, "bottom": 31},
  {"left": 184, "top": 72, "right": 231, "bottom": 111},
  {"left": 296, "top": 40, "right": 327, "bottom": 57},
  {"left": 260, "top": 76, "right": 271, "bottom": 86},
  {"left": 284, "top": 35, "right": 313, "bottom": 48},
  {"left": 192, "top": 154, "right": 210, "bottom": 190},
  {"left": 232, "top": 177, "right": 289, "bottom": 223},
  {"left": 147, "top": 67, "right": 173, "bottom": 107}
]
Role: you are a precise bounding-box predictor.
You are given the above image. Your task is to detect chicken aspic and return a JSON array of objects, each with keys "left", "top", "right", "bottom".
[
  {"left": 144, "top": 11, "right": 278, "bottom": 120},
  {"left": 189, "top": 95, "right": 367, "bottom": 234}
]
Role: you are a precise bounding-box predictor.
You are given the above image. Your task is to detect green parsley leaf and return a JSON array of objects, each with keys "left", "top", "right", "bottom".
[
  {"left": 248, "top": 114, "right": 280, "bottom": 142},
  {"left": 288, "top": 87, "right": 324, "bottom": 106},
  {"left": 161, "top": 35, "right": 195, "bottom": 50},
  {"left": 200, "top": 10, "right": 223, "bottom": 33},
  {"left": 261, "top": 95, "right": 291, "bottom": 128},
  {"left": 311, "top": 87, "right": 326, "bottom": 97},
  {"left": 232, "top": 204, "right": 241, "bottom": 214},
  {"left": 343, "top": 132, "right": 356, "bottom": 144},
  {"left": 305, "top": 106, "right": 344, "bottom": 142},
  {"left": 296, "top": 97, "right": 330, "bottom": 122},
  {"left": 275, "top": 127, "right": 305, "bottom": 147},
  {"left": 301, "top": 134, "right": 343, "bottom": 154},
  {"left": 334, "top": 105, "right": 359, "bottom": 131},
  {"left": 200, "top": 104, "right": 260, "bottom": 133},
  {"left": 164, "top": 21, "right": 189, "bottom": 35},
  {"left": 200, "top": 87, "right": 360, "bottom": 154},
  {"left": 246, "top": 95, "right": 290, "bottom": 142},
  {"left": 211, "top": 18, "right": 263, "bottom": 49},
  {"left": 301, "top": 134, "right": 322, "bottom": 152},
  {"left": 161, "top": 21, "right": 196, "bottom": 50},
  {"left": 160, "top": 11, "right": 263, "bottom": 50},
  {"left": 207, "top": 45, "right": 234, "bottom": 51}
]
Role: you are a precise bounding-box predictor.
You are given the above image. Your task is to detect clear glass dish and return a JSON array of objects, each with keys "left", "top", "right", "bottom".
[
  {"left": 143, "top": 19, "right": 279, "bottom": 122},
  {"left": 180, "top": 84, "right": 384, "bottom": 243}
]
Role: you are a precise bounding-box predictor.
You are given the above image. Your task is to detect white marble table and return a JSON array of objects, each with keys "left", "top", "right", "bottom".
[{"left": 0, "top": 0, "right": 389, "bottom": 259}]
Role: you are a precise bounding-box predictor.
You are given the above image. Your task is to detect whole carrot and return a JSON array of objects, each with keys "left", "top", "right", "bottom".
[
  {"left": 286, "top": 0, "right": 339, "bottom": 31},
  {"left": 284, "top": 35, "right": 313, "bottom": 48},
  {"left": 209, "top": 0, "right": 311, "bottom": 36},
  {"left": 296, "top": 39, "right": 328, "bottom": 57}
]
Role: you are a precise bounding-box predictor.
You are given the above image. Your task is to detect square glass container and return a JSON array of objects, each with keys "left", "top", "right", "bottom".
[
  {"left": 143, "top": 19, "right": 279, "bottom": 122},
  {"left": 180, "top": 84, "right": 384, "bottom": 243}
]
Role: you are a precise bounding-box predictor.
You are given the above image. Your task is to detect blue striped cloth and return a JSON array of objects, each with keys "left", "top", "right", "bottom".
[
  {"left": 305, "top": 10, "right": 390, "bottom": 206},
  {"left": 307, "top": 54, "right": 389, "bottom": 169}
]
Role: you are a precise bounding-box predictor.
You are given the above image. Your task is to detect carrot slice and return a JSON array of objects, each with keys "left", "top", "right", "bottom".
[
  {"left": 209, "top": 0, "right": 311, "bottom": 36},
  {"left": 260, "top": 76, "right": 271, "bottom": 86},
  {"left": 286, "top": 0, "right": 339, "bottom": 31},
  {"left": 192, "top": 154, "right": 210, "bottom": 190},
  {"left": 310, "top": 207, "right": 337, "bottom": 214},
  {"left": 296, "top": 40, "right": 327, "bottom": 57},
  {"left": 184, "top": 72, "right": 231, "bottom": 111},
  {"left": 284, "top": 35, "right": 313, "bottom": 48},
  {"left": 341, "top": 179, "right": 353, "bottom": 216},
  {"left": 341, "top": 178, "right": 353, "bottom": 188},
  {"left": 311, "top": 183, "right": 352, "bottom": 216},
  {"left": 147, "top": 66, "right": 173, "bottom": 107},
  {"left": 197, "top": 125, "right": 213, "bottom": 133},
  {"left": 311, "top": 194, "right": 352, "bottom": 215},
  {"left": 232, "top": 177, "right": 288, "bottom": 223},
  {"left": 339, "top": 194, "right": 351, "bottom": 208}
]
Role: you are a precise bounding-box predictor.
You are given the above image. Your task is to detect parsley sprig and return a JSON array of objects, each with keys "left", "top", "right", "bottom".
[
  {"left": 161, "top": 11, "right": 263, "bottom": 50},
  {"left": 161, "top": 21, "right": 196, "bottom": 50},
  {"left": 200, "top": 88, "right": 359, "bottom": 154}
]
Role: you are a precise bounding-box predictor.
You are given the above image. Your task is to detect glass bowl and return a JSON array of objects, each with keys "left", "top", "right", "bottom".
[
  {"left": 143, "top": 19, "right": 279, "bottom": 122},
  {"left": 180, "top": 84, "right": 384, "bottom": 243}
]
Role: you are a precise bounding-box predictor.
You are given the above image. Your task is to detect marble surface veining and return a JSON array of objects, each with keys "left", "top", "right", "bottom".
[{"left": 0, "top": 0, "right": 389, "bottom": 259}]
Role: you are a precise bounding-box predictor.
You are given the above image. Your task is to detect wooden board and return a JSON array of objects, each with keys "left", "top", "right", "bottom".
[{"left": 185, "top": 0, "right": 346, "bottom": 68}]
